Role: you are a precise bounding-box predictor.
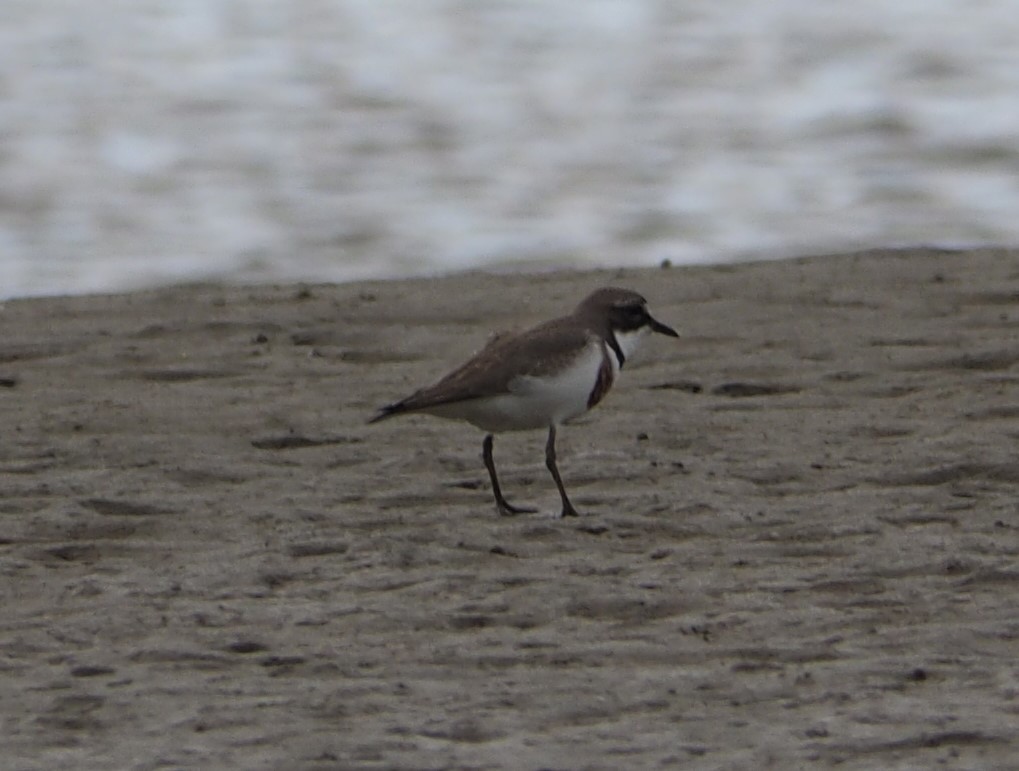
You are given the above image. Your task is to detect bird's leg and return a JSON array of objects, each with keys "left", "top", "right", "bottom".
[
  {"left": 545, "top": 425, "right": 581, "bottom": 518},
  {"left": 482, "top": 434, "right": 537, "bottom": 516}
]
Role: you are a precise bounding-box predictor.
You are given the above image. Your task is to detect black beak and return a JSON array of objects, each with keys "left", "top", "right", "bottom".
[{"left": 649, "top": 315, "right": 679, "bottom": 338}]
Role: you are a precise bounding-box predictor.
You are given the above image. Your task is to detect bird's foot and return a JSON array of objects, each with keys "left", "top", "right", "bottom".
[{"left": 495, "top": 500, "right": 538, "bottom": 517}]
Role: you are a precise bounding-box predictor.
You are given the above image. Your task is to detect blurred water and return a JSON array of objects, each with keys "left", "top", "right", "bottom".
[{"left": 2, "top": 0, "right": 1018, "bottom": 298}]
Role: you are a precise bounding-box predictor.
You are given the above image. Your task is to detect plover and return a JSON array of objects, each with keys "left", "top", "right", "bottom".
[{"left": 369, "top": 287, "right": 678, "bottom": 517}]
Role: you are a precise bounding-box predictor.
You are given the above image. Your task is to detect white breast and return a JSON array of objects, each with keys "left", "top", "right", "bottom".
[{"left": 424, "top": 338, "right": 608, "bottom": 433}]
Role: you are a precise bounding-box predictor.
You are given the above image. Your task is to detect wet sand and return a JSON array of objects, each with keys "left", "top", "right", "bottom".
[{"left": 2, "top": 247, "right": 1018, "bottom": 769}]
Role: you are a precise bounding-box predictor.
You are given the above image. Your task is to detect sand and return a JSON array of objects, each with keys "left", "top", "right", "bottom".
[{"left": 2, "top": 247, "right": 1018, "bottom": 770}]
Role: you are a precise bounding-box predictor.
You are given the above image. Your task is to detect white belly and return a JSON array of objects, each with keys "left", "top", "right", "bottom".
[{"left": 423, "top": 340, "right": 608, "bottom": 433}]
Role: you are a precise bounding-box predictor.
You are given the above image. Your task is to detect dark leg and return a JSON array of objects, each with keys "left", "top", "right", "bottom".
[
  {"left": 545, "top": 425, "right": 581, "bottom": 518},
  {"left": 482, "top": 434, "right": 537, "bottom": 516}
]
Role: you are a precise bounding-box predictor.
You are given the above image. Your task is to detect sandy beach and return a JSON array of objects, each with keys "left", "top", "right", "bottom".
[{"left": 2, "top": 247, "right": 1018, "bottom": 770}]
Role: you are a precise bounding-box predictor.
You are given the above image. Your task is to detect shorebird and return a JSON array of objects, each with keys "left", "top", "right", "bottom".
[{"left": 369, "top": 287, "right": 678, "bottom": 517}]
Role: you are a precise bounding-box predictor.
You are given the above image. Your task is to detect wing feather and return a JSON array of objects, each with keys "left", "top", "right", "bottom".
[{"left": 376, "top": 318, "right": 591, "bottom": 417}]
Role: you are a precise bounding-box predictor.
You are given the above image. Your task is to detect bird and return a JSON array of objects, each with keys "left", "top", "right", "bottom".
[{"left": 368, "top": 287, "right": 678, "bottom": 517}]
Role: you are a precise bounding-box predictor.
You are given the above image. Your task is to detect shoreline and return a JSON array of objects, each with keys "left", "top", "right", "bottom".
[{"left": 2, "top": 246, "right": 1018, "bottom": 768}]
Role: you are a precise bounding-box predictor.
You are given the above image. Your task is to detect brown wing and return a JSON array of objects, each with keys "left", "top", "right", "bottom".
[{"left": 370, "top": 317, "right": 590, "bottom": 420}]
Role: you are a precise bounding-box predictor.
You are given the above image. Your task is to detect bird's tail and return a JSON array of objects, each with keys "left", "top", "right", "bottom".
[{"left": 367, "top": 401, "right": 407, "bottom": 424}]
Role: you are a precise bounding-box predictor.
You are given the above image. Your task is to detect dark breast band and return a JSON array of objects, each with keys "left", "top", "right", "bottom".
[{"left": 587, "top": 346, "right": 615, "bottom": 408}]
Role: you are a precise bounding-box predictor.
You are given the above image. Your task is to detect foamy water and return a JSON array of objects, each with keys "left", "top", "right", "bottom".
[{"left": 2, "top": 0, "right": 1018, "bottom": 298}]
